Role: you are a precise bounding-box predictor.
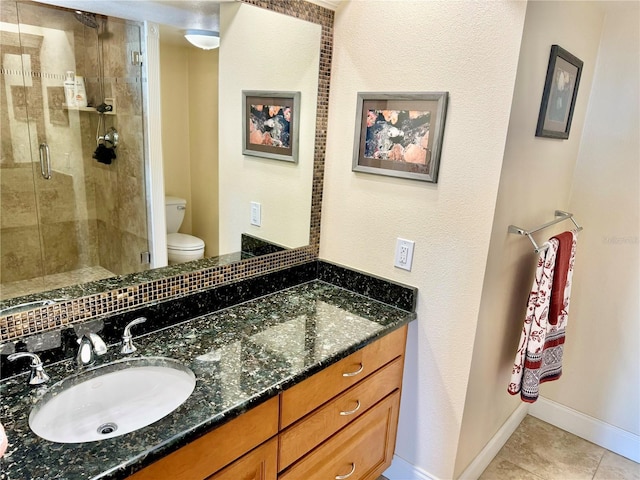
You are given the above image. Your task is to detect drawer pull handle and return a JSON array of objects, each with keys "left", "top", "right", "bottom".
[
  {"left": 339, "top": 400, "right": 361, "bottom": 416},
  {"left": 336, "top": 463, "right": 356, "bottom": 480},
  {"left": 342, "top": 363, "right": 364, "bottom": 377}
]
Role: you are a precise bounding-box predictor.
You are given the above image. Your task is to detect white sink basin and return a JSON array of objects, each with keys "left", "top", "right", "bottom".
[{"left": 29, "top": 357, "right": 196, "bottom": 443}]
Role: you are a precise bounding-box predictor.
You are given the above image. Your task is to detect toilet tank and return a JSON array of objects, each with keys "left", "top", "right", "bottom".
[{"left": 165, "top": 196, "right": 187, "bottom": 233}]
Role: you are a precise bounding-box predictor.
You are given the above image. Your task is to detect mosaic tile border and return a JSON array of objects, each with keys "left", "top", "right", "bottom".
[
  {"left": 1, "top": 247, "right": 316, "bottom": 341},
  {"left": 0, "top": 0, "right": 334, "bottom": 343}
]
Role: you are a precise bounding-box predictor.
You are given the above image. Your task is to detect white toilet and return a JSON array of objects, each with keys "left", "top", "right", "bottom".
[{"left": 165, "top": 196, "right": 205, "bottom": 264}]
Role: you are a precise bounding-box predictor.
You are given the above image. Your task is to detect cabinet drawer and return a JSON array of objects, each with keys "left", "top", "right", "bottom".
[
  {"left": 279, "top": 357, "right": 403, "bottom": 471},
  {"left": 280, "top": 325, "right": 407, "bottom": 428},
  {"left": 279, "top": 391, "right": 400, "bottom": 480},
  {"left": 208, "top": 438, "right": 277, "bottom": 480},
  {"left": 128, "top": 396, "right": 279, "bottom": 480}
]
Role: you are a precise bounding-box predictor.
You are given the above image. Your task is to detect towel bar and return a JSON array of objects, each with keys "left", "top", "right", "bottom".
[{"left": 508, "top": 210, "right": 583, "bottom": 253}]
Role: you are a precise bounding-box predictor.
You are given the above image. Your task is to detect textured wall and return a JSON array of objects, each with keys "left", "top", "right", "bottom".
[
  {"left": 319, "top": 1, "right": 527, "bottom": 478},
  {"left": 543, "top": 4, "right": 640, "bottom": 437},
  {"left": 456, "top": 1, "right": 606, "bottom": 476}
]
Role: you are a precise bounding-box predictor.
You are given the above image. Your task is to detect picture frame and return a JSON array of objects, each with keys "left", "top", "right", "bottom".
[
  {"left": 352, "top": 92, "right": 448, "bottom": 183},
  {"left": 535, "top": 45, "right": 583, "bottom": 139},
  {"left": 242, "top": 90, "right": 300, "bottom": 163}
]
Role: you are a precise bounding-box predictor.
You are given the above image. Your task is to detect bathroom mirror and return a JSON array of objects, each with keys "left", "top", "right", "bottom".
[{"left": 0, "top": 0, "right": 327, "bottom": 307}]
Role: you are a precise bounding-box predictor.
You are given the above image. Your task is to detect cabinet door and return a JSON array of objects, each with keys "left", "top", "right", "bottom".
[
  {"left": 208, "top": 438, "right": 277, "bottom": 480},
  {"left": 280, "top": 325, "right": 407, "bottom": 428},
  {"left": 279, "top": 358, "right": 403, "bottom": 470},
  {"left": 279, "top": 391, "right": 400, "bottom": 480},
  {"left": 128, "top": 397, "right": 279, "bottom": 480}
]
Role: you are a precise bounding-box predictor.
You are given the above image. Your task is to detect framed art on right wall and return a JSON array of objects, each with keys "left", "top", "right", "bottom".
[
  {"left": 352, "top": 92, "right": 448, "bottom": 183},
  {"left": 535, "top": 44, "right": 583, "bottom": 139}
]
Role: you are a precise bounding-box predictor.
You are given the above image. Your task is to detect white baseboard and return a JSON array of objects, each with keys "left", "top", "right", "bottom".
[
  {"left": 383, "top": 455, "right": 438, "bottom": 480},
  {"left": 529, "top": 396, "right": 640, "bottom": 463},
  {"left": 458, "top": 402, "right": 529, "bottom": 480},
  {"left": 385, "top": 396, "right": 639, "bottom": 480}
]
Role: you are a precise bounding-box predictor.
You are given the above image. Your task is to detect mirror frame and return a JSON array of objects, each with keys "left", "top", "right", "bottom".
[{"left": 0, "top": 0, "right": 333, "bottom": 342}]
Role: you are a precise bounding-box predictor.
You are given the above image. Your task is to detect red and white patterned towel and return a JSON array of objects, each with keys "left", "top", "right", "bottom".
[{"left": 508, "top": 230, "right": 577, "bottom": 402}]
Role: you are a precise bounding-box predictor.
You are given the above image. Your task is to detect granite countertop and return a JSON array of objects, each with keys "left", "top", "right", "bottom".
[{"left": 0, "top": 280, "right": 415, "bottom": 480}]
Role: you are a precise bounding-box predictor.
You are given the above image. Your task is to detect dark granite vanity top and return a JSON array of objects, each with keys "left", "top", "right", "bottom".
[{"left": 0, "top": 279, "right": 415, "bottom": 480}]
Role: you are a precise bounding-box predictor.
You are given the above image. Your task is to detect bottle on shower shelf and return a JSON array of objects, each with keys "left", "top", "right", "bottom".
[
  {"left": 63, "top": 71, "right": 76, "bottom": 107},
  {"left": 74, "top": 75, "right": 88, "bottom": 108}
]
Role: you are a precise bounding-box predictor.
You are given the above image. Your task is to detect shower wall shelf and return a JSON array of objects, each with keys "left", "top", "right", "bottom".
[{"left": 63, "top": 106, "right": 115, "bottom": 115}]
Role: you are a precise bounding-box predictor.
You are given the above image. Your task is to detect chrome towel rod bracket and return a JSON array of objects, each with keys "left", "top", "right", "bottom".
[{"left": 508, "top": 210, "right": 583, "bottom": 253}]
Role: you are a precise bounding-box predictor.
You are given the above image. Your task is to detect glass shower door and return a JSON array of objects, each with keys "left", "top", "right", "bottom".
[
  {"left": 0, "top": 2, "right": 149, "bottom": 301},
  {"left": 0, "top": 0, "right": 47, "bottom": 299}
]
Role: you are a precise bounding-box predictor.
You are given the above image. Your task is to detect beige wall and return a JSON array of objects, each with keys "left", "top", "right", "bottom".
[
  {"left": 218, "top": 3, "right": 319, "bottom": 253},
  {"left": 320, "top": 1, "right": 527, "bottom": 478},
  {"left": 455, "top": 1, "right": 606, "bottom": 476},
  {"left": 160, "top": 43, "right": 193, "bottom": 233},
  {"left": 188, "top": 48, "right": 219, "bottom": 257},
  {"left": 542, "top": 4, "right": 639, "bottom": 435},
  {"left": 160, "top": 42, "right": 219, "bottom": 256}
]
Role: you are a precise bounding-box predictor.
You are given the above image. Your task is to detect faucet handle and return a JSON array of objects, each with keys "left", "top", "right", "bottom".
[
  {"left": 87, "top": 333, "right": 107, "bottom": 356},
  {"left": 76, "top": 335, "right": 96, "bottom": 366},
  {"left": 8, "top": 352, "right": 50, "bottom": 385},
  {"left": 121, "top": 317, "right": 147, "bottom": 354}
]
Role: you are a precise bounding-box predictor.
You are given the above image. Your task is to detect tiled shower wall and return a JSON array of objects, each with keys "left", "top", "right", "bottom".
[
  {"left": 0, "top": 2, "right": 148, "bottom": 290},
  {"left": 81, "top": 16, "right": 149, "bottom": 276}
]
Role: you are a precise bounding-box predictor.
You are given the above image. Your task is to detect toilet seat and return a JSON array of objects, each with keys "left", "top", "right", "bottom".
[{"left": 167, "top": 233, "right": 205, "bottom": 252}]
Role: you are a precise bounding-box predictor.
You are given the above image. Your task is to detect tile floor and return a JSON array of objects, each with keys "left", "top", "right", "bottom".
[
  {"left": 479, "top": 415, "right": 640, "bottom": 480},
  {"left": 0, "top": 266, "right": 113, "bottom": 300}
]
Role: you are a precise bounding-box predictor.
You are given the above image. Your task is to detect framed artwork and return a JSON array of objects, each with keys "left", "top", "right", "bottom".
[
  {"left": 535, "top": 45, "right": 583, "bottom": 139},
  {"left": 352, "top": 92, "right": 448, "bottom": 183},
  {"left": 242, "top": 91, "right": 300, "bottom": 163}
]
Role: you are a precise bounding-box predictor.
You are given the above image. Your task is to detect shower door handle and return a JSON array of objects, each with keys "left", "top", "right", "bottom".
[{"left": 39, "top": 143, "right": 52, "bottom": 180}]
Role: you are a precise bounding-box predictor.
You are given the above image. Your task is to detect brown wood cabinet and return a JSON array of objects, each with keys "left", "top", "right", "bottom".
[
  {"left": 208, "top": 438, "right": 278, "bottom": 480},
  {"left": 279, "top": 327, "right": 407, "bottom": 429},
  {"left": 279, "top": 392, "right": 401, "bottom": 480},
  {"left": 278, "top": 357, "right": 404, "bottom": 470},
  {"left": 128, "top": 325, "right": 407, "bottom": 480},
  {"left": 127, "top": 397, "right": 279, "bottom": 480}
]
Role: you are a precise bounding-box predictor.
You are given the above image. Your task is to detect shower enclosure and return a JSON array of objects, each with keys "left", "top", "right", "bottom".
[{"left": 0, "top": 1, "right": 149, "bottom": 300}]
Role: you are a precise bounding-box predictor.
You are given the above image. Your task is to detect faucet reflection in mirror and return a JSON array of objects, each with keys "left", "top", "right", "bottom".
[{"left": 0, "top": 0, "right": 334, "bottom": 343}]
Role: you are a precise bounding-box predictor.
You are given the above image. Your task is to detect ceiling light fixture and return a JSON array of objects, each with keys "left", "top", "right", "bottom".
[{"left": 184, "top": 30, "right": 220, "bottom": 50}]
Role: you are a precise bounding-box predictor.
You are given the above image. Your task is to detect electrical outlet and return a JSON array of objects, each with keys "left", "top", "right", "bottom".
[
  {"left": 250, "top": 202, "right": 261, "bottom": 226},
  {"left": 394, "top": 238, "right": 415, "bottom": 271}
]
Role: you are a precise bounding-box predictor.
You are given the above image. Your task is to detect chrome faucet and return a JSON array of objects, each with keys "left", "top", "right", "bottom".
[
  {"left": 0, "top": 299, "right": 59, "bottom": 317},
  {"left": 7, "top": 352, "right": 50, "bottom": 385},
  {"left": 76, "top": 333, "right": 108, "bottom": 366},
  {"left": 121, "top": 317, "right": 147, "bottom": 354}
]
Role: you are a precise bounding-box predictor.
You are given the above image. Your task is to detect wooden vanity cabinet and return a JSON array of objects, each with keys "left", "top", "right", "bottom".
[
  {"left": 279, "top": 391, "right": 400, "bottom": 480},
  {"left": 127, "top": 397, "right": 279, "bottom": 480},
  {"left": 208, "top": 438, "right": 278, "bottom": 480},
  {"left": 128, "top": 325, "right": 407, "bottom": 480},
  {"left": 278, "top": 326, "right": 406, "bottom": 480}
]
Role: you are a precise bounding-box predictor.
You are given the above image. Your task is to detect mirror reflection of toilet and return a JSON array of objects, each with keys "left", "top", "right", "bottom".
[{"left": 165, "top": 196, "right": 205, "bottom": 264}]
